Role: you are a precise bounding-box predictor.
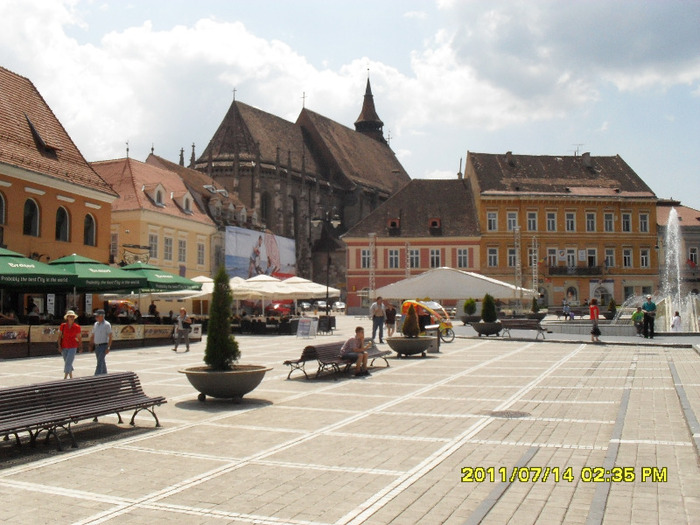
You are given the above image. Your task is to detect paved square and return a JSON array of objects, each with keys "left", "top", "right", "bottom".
[{"left": 1, "top": 316, "right": 699, "bottom": 524}]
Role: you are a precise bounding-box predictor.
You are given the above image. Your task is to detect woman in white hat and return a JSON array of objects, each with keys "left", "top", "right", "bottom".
[{"left": 58, "top": 310, "right": 82, "bottom": 379}]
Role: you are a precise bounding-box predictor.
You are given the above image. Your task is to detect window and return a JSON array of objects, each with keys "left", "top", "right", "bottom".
[
  {"left": 586, "top": 213, "right": 596, "bottom": 232},
  {"left": 155, "top": 190, "right": 163, "bottom": 206},
  {"left": 547, "top": 247, "right": 557, "bottom": 267},
  {"left": 528, "top": 247, "right": 537, "bottom": 267},
  {"left": 361, "top": 249, "right": 371, "bottom": 269},
  {"left": 639, "top": 213, "right": 649, "bottom": 233},
  {"left": 110, "top": 233, "right": 118, "bottom": 262},
  {"left": 184, "top": 197, "right": 191, "bottom": 213},
  {"left": 409, "top": 249, "right": 419, "bottom": 269},
  {"left": 83, "top": 214, "right": 96, "bottom": 246},
  {"left": 507, "top": 211, "right": 517, "bottom": 231},
  {"left": 487, "top": 248, "right": 498, "bottom": 267},
  {"left": 457, "top": 248, "right": 469, "bottom": 268},
  {"left": 507, "top": 248, "right": 517, "bottom": 267},
  {"left": 640, "top": 248, "right": 650, "bottom": 268},
  {"left": 622, "top": 213, "right": 631, "bottom": 232},
  {"left": 587, "top": 248, "right": 597, "bottom": 267},
  {"left": 527, "top": 212, "right": 537, "bottom": 231},
  {"left": 388, "top": 249, "right": 399, "bottom": 269},
  {"left": 23, "top": 199, "right": 40, "bottom": 236},
  {"left": 565, "top": 212, "right": 576, "bottom": 232},
  {"left": 430, "top": 248, "right": 441, "bottom": 268},
  {"left": 623, "top": 248, "right": 632, "bottom": 268},
  {"left": 487, "top": 211, "right": 497, "bottom": 231},
  {"left": 604, "top": 213, "right": 614, "bottom": 232},
  {"left": 0, "top": 193, "right": 5, "bottom": 224},
  {"left": 197, "top": 243, "right": 205, "bottom": 266},
  {"left": 546, "top": 212, "right": 556, "bottom": 232},
  {"left": 164, "top": 237, "right": 173, "bottom": 261},
  {"left": 178, "top": 240, "right": 187, "bottom": 263},
  {"left": 566, "top": 248, "right": 576, "bottom": 267},
  {"left": 55, "top": 207, "right": 69, "bottom": 241},
  {"left": 690, "top": 247, "right": 698, "bottom": 266},
  {"left": 605, "top": 248, "right": 615, "bottom": 268},
  {"left": 149, "top": 234, "right": 158, "bottom": 259}
]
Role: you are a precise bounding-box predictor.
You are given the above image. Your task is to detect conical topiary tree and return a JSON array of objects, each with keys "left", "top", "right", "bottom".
[
  {"left": 463, "top": 298, "right": 477, "bottom": 316},
  {"left": 481, "top": 293, "right": 498, "bottom": 322},
  {"left": 402, "top": 303, "right": 421, "bottom": 337},
  {"left": 204, "top": 266, "right": 240, "bottom": 370},
  {"left": 531, "top": 296, "right": 540, "bottom": 313}
]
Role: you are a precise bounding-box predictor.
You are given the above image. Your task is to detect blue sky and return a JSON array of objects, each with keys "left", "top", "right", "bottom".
[{"left": 1, "top": 0, "right": 699, "bottom": 208}]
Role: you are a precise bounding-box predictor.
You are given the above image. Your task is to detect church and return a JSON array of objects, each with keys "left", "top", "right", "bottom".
[{"left": 185, "top": 79, "right": 411, "bottom": 292}]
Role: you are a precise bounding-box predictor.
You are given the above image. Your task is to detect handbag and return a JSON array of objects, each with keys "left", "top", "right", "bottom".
[{"left": 591, "top": 325, "right": 601, "bottom": 336}]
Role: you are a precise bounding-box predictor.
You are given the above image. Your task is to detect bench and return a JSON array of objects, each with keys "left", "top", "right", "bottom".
[
  {"left": 0, "top": 371, "right": 166, "bottom": 451},
  {"left": 283, "top": 340, "right": 391, "bottom": 380},
  {"left": 500, "top": 318, "right": 547, "bottom": 340}
]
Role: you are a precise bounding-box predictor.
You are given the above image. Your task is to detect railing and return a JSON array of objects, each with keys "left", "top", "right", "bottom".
[{"left": 548, "top": 265, "right": 602, "bottom": 276}]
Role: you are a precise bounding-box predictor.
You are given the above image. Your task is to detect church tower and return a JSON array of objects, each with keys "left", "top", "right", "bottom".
[{"left": 354, "top": 77, "right": 386, "bottom": 144}]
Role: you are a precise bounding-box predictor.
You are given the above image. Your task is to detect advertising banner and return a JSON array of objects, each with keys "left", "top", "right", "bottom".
[
  {"left": 144, "top": 325, "right": 176, "bottom": 339},
  {"left": 113, "top": 324, "right": 145, "bottom": 341},
  {"left": 225, "top": 226, "right": 296, "bottom": 279},
  {"left": 0, "top": 325, "right": 29, "bottom": 344}
]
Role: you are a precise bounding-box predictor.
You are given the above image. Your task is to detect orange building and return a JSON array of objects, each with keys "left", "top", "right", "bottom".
[
  {"left": 0, "top": 66, "right": 117, "bottom": 316},
  {"left": 465, "top": 151, "right": 659, "bottom": 307}
]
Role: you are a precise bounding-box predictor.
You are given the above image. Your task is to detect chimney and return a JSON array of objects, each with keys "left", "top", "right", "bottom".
[
  {"left": 506, "top": 151, "right": 515, "bottom": 167},
  {"left": 179, "top": 148, "right": 184, "bottom": 167},
  {"left": 457, "top": 157, "right": 463, "bottom": 179}
]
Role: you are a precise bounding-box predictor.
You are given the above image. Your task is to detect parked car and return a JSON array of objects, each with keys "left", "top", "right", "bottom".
[
  {"left": 299, "top": 301, "right": 312, "bottom": 312},
  {"left": 332, "top": 301, "right": 346, "bottom": 313},
  {"left": 265, "top": 301, "right": 292, "bottom": 316}
]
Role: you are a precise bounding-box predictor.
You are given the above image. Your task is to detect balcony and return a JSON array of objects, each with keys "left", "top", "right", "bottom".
[{"left": 548, "top": 265, "right": 603, "bottom": 276}]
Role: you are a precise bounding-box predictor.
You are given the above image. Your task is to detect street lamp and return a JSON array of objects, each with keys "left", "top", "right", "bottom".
[{"left": 311, "top": 208, "right": 341, "bottom": 316}]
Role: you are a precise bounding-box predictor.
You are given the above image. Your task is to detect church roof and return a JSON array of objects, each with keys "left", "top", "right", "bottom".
[
  {"left": 197, "top": 101, "right": 318, "bottom": 175},
  {"left": 0, "top": 66, "right": 116, "bottom": 197},
  {"left": 297, "top": 108, "right": 410, "bottom": 195},
  {"left": 354, "top": 78, "right": 383, "bottom": 127},
  {"left": 467, "top": 151, "right": 656, "bottom": 199},
  {"left": 343, "top": 179, "right": 479, "bottom": 238}
]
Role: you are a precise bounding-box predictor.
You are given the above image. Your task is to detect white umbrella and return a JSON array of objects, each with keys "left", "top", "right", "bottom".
[
  {"left": 282, "top": 276, "right": 340, "bottom": 299},
  {"left": 375, "top": 267, "right": 537, "bottom": 301}
]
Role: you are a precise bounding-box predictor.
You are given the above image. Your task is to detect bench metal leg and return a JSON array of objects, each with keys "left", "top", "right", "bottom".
[{"left": 130, "top": 406, "right": 162, "bottom": 427}]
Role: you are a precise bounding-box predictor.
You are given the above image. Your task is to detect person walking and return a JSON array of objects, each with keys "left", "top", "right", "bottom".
[
  {"left": 172, "top": 307, "right": 192, "bottom": 352},
  {"left": 369, "top": 296, "right": 386, "bottom": 343},
  {"left": 385, "top": 303, "right": 397, "bottom": 337},
  {"left": 58, "top": 310, "right": 82, "bottom": 379},
  {"left": 89, "top": 309, "right": 113, "bottom": 375},
  {"left": 589, "top": 298, "right": 601, "bottom": 342},
  {"left": 642, "top": 294, "right": 657, "bottom": 339}
]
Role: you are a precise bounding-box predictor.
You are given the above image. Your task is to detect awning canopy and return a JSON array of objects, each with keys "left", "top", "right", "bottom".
[
  {"left": 120, "top": 262, "right": 202, "bottom": 292},
  {"left": 375, "top": 267, "right": 537, "bottom": 301},
  {"left": 0, "top": 247, "right": 74, "bottom": 290},
  {"left": 50, "top": 254, "right": 146, "bottom": 292}
]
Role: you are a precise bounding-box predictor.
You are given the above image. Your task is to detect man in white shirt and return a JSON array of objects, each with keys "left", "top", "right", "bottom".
[
  {"left": 89, "top": 309, "right": 113, "bottom": 375},
  {"left": 172, "top": 308, "right": 192, "bottom": 352},
  {"left": 369, "top": 296, "right": 386, "bottom": 343}
]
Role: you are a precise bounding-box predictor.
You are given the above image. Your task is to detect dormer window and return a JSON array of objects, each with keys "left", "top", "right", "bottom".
[
  {"left": 429, "top": 217, "right": 442, "bottom": 236},
  {"left": 155, "top": 190, "right": 163, "bottom": 206},
  {"left": 387, "top": 218, "right": 400, "bottom": 237},
  {"left": 142, "top": 183, "right": 166, "bottom": 207},
  {"left": 239, "top": 207, "right": 247, "bottom": 223}
]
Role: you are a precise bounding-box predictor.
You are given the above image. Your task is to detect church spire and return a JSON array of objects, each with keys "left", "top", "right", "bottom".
[{"left": 354, "top": 76, "right": 386, "bottom": 144}]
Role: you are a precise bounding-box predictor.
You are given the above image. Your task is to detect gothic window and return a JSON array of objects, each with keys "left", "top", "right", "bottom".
[
  {"left": 83, "top": 214, "right": 96, "bottom": 246},
  {"left": 55, "top": 206, "right": 70, "bottom": 241},
  {"left": 23, "top": 199, "right": 40, "bottom": 237}
]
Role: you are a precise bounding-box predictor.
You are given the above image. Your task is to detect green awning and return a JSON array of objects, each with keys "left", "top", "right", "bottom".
[
  {"left": 120, "top": 262, "right": 203, "bottom": 291},
  {"left": 50, "top": 254, "right": 147, "bottom": 292},
  {"left": 0, "top": 247, "right": 74, "bottom": 290}
]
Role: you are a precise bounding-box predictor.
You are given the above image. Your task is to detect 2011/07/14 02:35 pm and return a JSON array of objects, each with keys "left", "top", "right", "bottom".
[{"left": 460, "top": 466, "right": 668, "bottom": 483}]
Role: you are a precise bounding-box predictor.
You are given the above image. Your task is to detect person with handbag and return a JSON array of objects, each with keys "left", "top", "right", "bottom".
[
  {"left": 172, "top": 307, "right": 192, "bottom": 352},
  {"left": 589, "top": 298, "right": 601, "bottom": 342},
  {"left": 58, "top": 310, "right": 83, "bottom": 379}
]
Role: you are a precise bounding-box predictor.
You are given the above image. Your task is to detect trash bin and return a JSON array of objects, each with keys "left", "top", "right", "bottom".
[{"left": 424, "top": 323, "right": 441, "bottom": 353}]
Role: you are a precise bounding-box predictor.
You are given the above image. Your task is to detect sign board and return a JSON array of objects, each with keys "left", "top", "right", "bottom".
[
  {"left": 0, "top": 325, "right": 29, "bottom": 344},
  {"left": 296, "top": 317, "right": 317, "bottom": 338}
]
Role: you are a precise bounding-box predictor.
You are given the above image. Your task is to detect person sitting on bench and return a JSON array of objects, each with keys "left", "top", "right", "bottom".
[{"left": 340, "top": 326, "right": 372, "bottom": 377}]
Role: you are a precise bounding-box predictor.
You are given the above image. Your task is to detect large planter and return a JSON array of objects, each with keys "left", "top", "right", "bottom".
[
  {"left": 470, "top": 321, "right": 503, "bottom": 337},
  {"left": 180, "top": 364, "right": 272, "bottom": 402},
  {"left": 386, "top": 336, "right": 436, "bottom": 358},
  {"left": 526, "top": 312, "right": 546, "bottom": 321},
  {"left": 460, "top": 315, "right": 481, "bottom": 326}
]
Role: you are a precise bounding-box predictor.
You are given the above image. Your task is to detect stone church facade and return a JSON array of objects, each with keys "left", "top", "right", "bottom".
[{"left": 187, "top": 80, "right": 410, "bottom": 293}]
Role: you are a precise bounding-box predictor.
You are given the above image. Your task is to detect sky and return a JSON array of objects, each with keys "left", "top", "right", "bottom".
[{"left": 1, "top": 0, "right": 699, "bottom": 208}]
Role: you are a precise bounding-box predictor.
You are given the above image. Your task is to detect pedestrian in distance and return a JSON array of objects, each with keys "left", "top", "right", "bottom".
[
  {"left": 172, "top": 307, "right": 192, "bottom": 352},
  {"left": 385, "top": 303, "right": 397, "bottom": 337},
  {"left": 642, "top": 294, "right": 657, "bottom": 339},
  {"left": 58, "top": 310, "right": 82, "bottom": 379},
  {"left": 589, "top": 298, "right": 601, "bottom": 342},
  {"left": 369, "top": 296, "right": 386, "bottom": 343},
  {"left": 89, "top": 309, "right": 113, "bottom": 375},
  {"left": 671, "top": 311, "right": 682, "bottom": 332}
]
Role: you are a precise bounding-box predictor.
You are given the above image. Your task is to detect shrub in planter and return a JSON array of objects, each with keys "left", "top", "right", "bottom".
[
  {"left": 463, "top": 298, "right": 477, "bottom": 316},
  {"left": 607, "top": 299, "right": 617, "bottom": 316},
  {"left": 204, "top": 266, "right": 240, "bottom": 370},
  {"left": 402, "top": 303, "right": 421, "bottom": 337},
  {"left": 481, "top": 294, "right": 498, "bottom": 323},
  {"left": 531, "top": 297, "right": 540, "bottom": 313}
]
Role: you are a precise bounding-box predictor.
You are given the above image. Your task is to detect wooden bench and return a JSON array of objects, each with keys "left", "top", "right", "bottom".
[
  {"left": 500, "top": 319, "right": 547, "bottom": 340},
  {"left": 0, "top": 371, "right": 166, "bottom": 451},
  {"left": 283, "top": 340, "right": 391, "bottom": 380}
]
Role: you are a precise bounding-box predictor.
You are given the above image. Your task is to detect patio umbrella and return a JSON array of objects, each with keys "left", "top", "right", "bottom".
[
  {"left": 0, "top": 247, "right": 74, "bottom": 290},
  {"left": 120, "top": 262, "right": 202, "bottom": 292},
  {"left": 282, "top": 276, "right": 340, "bottom": 299},
  {"left": 49, "top": 254, "right": 146, "bottom": 292}
]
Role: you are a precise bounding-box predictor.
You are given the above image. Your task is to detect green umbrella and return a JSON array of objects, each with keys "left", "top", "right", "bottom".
[
  {"left": 120, "top": 262, "right": 202, "bottom": 292},
  {"left": 49, "top": 254, "right": 147, "bottom": 292},
  {"left": 0, "top": 247, "right": 74, "bottom": 290}
]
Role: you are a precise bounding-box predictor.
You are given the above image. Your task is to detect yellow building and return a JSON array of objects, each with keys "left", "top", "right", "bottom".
[
  {"left": 0, "top": 66, "right": 117, "bottom": 316},
  {"left": 91, "top": 158, "right": 216, "bottom": 283},
  {"left": 466, "top": 151, "right": 658, "bottom": 307}
]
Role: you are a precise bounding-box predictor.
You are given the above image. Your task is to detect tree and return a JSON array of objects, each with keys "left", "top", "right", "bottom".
[
  {"left": 463, "top": 298, "right": 477, "bottom": 316},
  {"left": 481, "top": 293, "right": 498, "bottom": 323},
  {"left": 204, "top": 266, "right": 240, "bottom": 370},
  {"left": 607, "top": 298, "right": 617, "bottom": 315},
  {"left": 402, "top": 303, "right": 421, "bottom": 337},
  {"left": 531, "top": 297, "right": 540, "bottom": 313}
]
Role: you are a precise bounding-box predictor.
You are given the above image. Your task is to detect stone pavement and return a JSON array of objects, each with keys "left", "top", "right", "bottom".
[{"left": 1, "top": 315, "right": 699, "bottom": 524}]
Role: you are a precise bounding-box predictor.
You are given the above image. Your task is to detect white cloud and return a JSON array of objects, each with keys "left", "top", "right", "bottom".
[{"left": 403, "top": 11, "right": 427, "bottom": 20}]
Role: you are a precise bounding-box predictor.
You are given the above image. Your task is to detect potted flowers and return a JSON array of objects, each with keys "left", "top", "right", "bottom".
[
  {"left": 470, "top": 293, "right": 502, "bottom": 336},
  {"left": 180, "top": 266, "right": 271, "bottom": 402}
]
